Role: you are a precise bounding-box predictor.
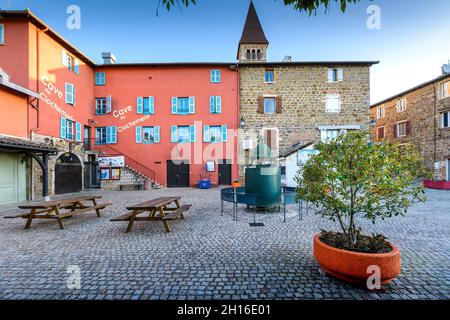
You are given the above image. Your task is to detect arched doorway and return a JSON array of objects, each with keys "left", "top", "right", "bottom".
[{"left": 55, "top": 153, "right": 82, "bottom": 194}]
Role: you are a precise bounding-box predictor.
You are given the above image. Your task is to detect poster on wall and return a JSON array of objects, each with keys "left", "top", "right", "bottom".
[
  {"left": 99, "top": 156, "right": 125, "bottom": 168},
  {"left": 111, "top": 168, "right": 121, "bottom": 180},
  {"left": 206, "top": 161, "right": 215, "bottom": 172},
  {"left": 100, "top": 168, "right": 110, "bottom": 180}
]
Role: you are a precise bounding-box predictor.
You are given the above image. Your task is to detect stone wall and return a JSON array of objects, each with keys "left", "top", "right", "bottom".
[
  {"left": 101, "top": 166, "right": 149, "bottom": 191},
  {"left": 239, "top": 64, "right": 371, "bottom": 178},
  {"left": 370, "top": 75, "right": 450, "bottom": 180}
]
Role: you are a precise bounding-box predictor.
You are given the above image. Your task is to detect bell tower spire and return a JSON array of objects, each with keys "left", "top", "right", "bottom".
[{"left": 238, "top": 1, "right": 269, "bottom": 62}]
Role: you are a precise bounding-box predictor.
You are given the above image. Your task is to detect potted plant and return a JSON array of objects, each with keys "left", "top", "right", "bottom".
[
  {"left": 296, "top": 131, "right": 427, "bottom": 287},
  {"left": 232, "top": 180, "right": 241, "bottom": 188}
]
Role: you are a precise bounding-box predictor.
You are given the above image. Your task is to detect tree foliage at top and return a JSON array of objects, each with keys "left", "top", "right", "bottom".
[{"left": 159, "top": 0, "right": 363, "bottom": 15}]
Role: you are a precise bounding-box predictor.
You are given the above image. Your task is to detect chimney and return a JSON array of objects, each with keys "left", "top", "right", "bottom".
[
  {"left": 282, "top": 55, "right": 292, "bottom": 63},
  {"left": 102, "top": 52, "right": 116, "bottom": 64}
]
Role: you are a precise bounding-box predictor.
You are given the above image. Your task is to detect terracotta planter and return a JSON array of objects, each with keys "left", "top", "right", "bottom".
[
  {"left": 313, "top": 235, "right": 401, "bottom": 286},
  {"left": 232, "top": 181, "right": 241, "bottom": 188}
]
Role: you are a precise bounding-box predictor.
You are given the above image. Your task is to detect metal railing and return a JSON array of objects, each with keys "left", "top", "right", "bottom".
[{"left": 86, "top": 138, "right": 156, "bottom": 182}]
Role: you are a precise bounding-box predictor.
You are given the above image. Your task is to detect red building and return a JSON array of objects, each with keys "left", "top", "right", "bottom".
[{"left": 0, "top": 10, "right": 239, "bottom": 199}]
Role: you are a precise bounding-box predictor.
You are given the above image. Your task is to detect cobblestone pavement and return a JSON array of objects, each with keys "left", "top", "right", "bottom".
[{"left": 0, "top": 188, "right": 449, "bottom": 300}]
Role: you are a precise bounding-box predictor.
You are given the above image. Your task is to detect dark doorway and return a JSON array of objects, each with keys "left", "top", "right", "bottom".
[
  {"left": 167, "top": 160, "right": 190, "bottom": 188},
  {"left": 84, "top": 154, "right": 100, "bottom": 189},
  {"left": 55, "top": 153, "right": 82, "bottom": 194},
  {"left": 218, "top": 160, "right": 232, "bottom": 186}
]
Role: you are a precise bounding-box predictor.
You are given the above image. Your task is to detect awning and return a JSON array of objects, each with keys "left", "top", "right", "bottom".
[{"left": 0, "top": 136, "right": 57, "bottom": 153}]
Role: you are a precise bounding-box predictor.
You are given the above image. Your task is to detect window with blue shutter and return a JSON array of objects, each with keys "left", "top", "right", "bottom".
[
  {"left": 190, "top": 125, "right": 196, "bottom": 143},
  {"left": 106, "top": 95, "right": 112, "bottom": 113},
  {"left": 95, "top": 72, "right": 106, "bottom": 85},
  {"left": 210, "top": 69, "right": 221, "bottom": 83},
  {"left": 221, "top": 125, "right": 228, "bottom": 142},
  {"left": 177, "top": 126, "right": 190, "bottom": 143},
  {"left": 60, "top": 117, "right": 67, "bottom": 139},
  {"left": 106, "top": 126, "right": 117, "bottom": 144},
  {"left": 76, "top": 122, "right": 82, "bottom": 142},
  {"left": 189, "top": 97, "right": 195, "bottom": 114},
  {"left": 143, "top": 97, "right": 150, "bottom": 114},
  {"left": 141, "top": 97, "right": 155, "bottom": 115},
  {"left": 66, "top": 120, "right": 75, "bottom": 140},
  {"left": 171, "top": 126, "right": 178, "bottom": 142},
  {"left": 96, "top": 127, "right": 106, "bottom": 144},
  {"left": 209, "top": 126, "right": 222, "bottom": 143},
  {"left": 136, "top": 126, "right": 142, "bottom": 143},
  {"left": 74, "top": 59, "right": 79, "bottom": 74},
  {"left": 0, "top": 24, "right": 5, "bottom": 45},
  {"left": 96, "top": 98, "right": 107, "bottom": 114},
  {"left": 210, "top": 96, "right": 222, "bottom": 114},
  {"left": 65, "top": 83, "right": 74, "bottom": 105},
  {"left": 203, "top": 125, "right": 210, "bottom": 142},
  {"left": 149, "top": 96, "right": 155, "bottom": 114},
  {"left": 154, "top": 126, "right": 160, "bottom": 143},
  {"left": 171, "top": 97, "right": 178, "bottom": 114},
  {"left": 137, "top": 97, "right": 143, "bottom": 114}
]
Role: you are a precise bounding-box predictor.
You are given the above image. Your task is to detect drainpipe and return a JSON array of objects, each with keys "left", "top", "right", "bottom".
[
  {"left": 433, "top": 83, "right": 438, "bottom": 167},
  {"left": 236, "top": 64, "right": 241, "bottom": 181}
]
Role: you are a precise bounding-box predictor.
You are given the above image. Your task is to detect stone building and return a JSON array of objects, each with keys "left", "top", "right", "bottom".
[
  {"left": 237, "top": 2, "right": 378, "bottom": 178},
  {"left": 370, "top": 69, "right": 450, "bottom": 181}
]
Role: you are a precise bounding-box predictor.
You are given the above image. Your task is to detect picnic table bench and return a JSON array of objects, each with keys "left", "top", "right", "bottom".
[
  {"left": 4, "top": 195, "right": 111, "bottom": 230},
  {"left": 110, "top": 196, "right": 192, "bottom": 233}
]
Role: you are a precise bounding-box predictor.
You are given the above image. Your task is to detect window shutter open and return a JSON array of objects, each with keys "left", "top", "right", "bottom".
[
  {"left": 61, "top": 50, "right": 67, "bottom": 67},
  {"left": 189, "top": 97, "right": 195, "bottom": 114},
  {"left": 406, "top": 121, "right": 412, "bottom": 136},
  {"left": 210, "top": 96, "right": 215, "bottom": 113},
  {"left": 221, "top": 125, "right": 228, "bottom": 142},
  {"left": 257, "top": 97, "right": 264, "bottom": 113},
  {"left": 149, "top": 96, "right": 155, "bottom": 114},
  {"left": 328, "top": 68, "right": 334, "bottom": 82},
  {"left": 203, "top": 125, "right": 210, "bottom": 142},
  {"left": 60, "top": 117, "right": 67, "bottom": 139},
  {"left": 74, "top": 59, "right": 79, "bottom": 74},
  {"left": 76, "top": 122, "right": 82, "bottom": 141},
  {"left": 171, "top": 126, "right": 178, "bottom": 142},
  {"left": 190, "top": 125, "right": 196, "bottom": 142},
  {"left": 106, "top": 126, "right": 117, "bottom": 144},
  {"left": 216, "top": 96, "right": 222, "bottom": 113},
  {"left": 154, "top": 126, "right": 160, "bottom": 143},
  {"left": 137, "top": 97, "right": 143, "bottom": 114},
  {"left": 275, "top": 96, "right": 282, "bottom": 113},
  {"left": 338, "top": 68, "right": 344, "bottom": 81},
  {"left": 135, "top": 126, "right": 142, "bottom": 143},
  {"left": 106, "top": 95, "right": 112, "bottom": 113},
  {"left": 171, "top": 97, "right": 178, "bottom": 114}
]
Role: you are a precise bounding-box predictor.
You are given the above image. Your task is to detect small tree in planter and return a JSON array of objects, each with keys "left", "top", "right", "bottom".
[{"left": 296, "top": 131, "right": 428, "bottom": 285}]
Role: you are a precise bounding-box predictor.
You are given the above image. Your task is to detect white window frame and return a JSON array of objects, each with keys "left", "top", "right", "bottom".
[
  {"left": 0, "top": 24, "right": 4, "bottom": 45},
  {"left": 376, "top": 105, "right": 385, "bottom": 119},
  {"left": 396, "top": 121, "right": 407, "bottom": 138},
  {"left": 396, "top": 98, "right": 406, "bottom": 113},
  {"left": 328, "top": 68, "right": 343, "bottom": 83},
  {"left": 325, "top": 94, "right": 341, "bottom": 113},
  {"left": 441, "top": 111, "right": 450, "bottom": 129},
  {"left": 318, "top": 125, "right": 361, "bottom": 143},
  {"left": 440, "top": 81, "right": 450, "bottom": 99}
]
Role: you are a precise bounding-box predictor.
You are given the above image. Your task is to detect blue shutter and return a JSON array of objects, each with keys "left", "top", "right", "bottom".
[
  {"left": 216, "top": 70, "right": 221, "bottom": 82},
  {"left": 189, "top": 96, "right": 195, "bottom": 114},
  {"left": 106, "top": 126, "right": 117, "bottom": 144},
  {"left": 190, "top": 125, "right": 196, "bottom": 143},
  {"left": 135, "top": 126, "right": 142, "bottom": 143},
  {"left": 73, "top": 85, "right": 76, "bottom": 105},
  {"left": 106, "top": 127, "right": 112, "bottom": 144},
  {"left": 210, "top": 70, "right": 214, "bottom": 82},
  {"left": 149, "top": 96, "right": 155, "bottom": 114},
  {"left": 137, "top": 97, "right": 143, "bottom": 114},
  {"left": 171, "top": 97, "right": 178, "bottom": 114},
  {"left": 216, "top": 96, "right": 222, "bottom": 114},
  {"left": 171, "top": 126, "right": 178, "bottom": 143},
  {"left": 95, "top": 72, "right": 99, "bottom": 85},
  {"left": 111, "top": 126, "right": 117, "bottom": 144},
  {"left": 74, "top": 59, "right": 79, "bottom": 74},
  {"left": 203, "top": 125, "right": 210, "bottom": 142},
  {"left": 60, "top": 117, "right": 67, "bottom": 139},
  {"left": 221, "top": 125, "right": 228, "bottom": 142},
  {"left": 210, "top": 96, "right": 215, "bottom": 113},
  {"left": 154, "top": 126, "right": 160, "bottom": 143},
  {"left": 75, "top": 122, "right": 82, "bottom": 142},
  {"left": 106, "top": 95, "right": 112, "bottom": 113}
]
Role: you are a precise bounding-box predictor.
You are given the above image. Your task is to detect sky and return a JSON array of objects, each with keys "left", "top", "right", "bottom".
[{"left": 1, "top": 0, "right": 450, "bottom": 104}]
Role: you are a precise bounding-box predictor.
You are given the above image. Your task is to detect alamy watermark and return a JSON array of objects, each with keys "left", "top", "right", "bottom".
[
  {"left": 367, "top": 5, "right": 381, "bottom": 30},
  {"left": 66, "top": 5, "right": 81, "bottom": 30},
  {"left": 66, "top": 265, "right": 81, "bottom": 290}
]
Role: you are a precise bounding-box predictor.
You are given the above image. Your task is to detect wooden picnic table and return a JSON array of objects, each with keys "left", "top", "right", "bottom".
[
  {"left": 110, "top": 196, "right": 192, "bottom": 233},
  {"left": 4, "top": 195, "right": 112, "bottom": 230}
]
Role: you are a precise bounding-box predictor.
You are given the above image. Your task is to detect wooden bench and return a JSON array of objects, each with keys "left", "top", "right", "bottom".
[
  {"left": 57, "top": 203, "right": 112, "bottom": 219},
  {"left": 110, "top": 210, "right": 146, "bottom": 222},
  {"left": 162, "top": 205, "right": 192, "bottom": 221}
]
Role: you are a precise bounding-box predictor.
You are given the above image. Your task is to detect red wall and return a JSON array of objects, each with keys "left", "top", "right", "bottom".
[{"left": 94, "top": 65, "right": 240, "bottom": 186}]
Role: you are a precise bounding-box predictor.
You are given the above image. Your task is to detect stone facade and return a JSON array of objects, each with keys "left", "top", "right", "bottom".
[
  {"left": 238, "top": 44, "right": 268, "bottom": 63},
  {"left": 100, "top": 166, "right": 150, "bottom": 191},
  {"left": 370, "top": 74, "right": 450, "bottom": 181},
  {"left": 238, "top": 63, "right": 372, "bottom": 177}
]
